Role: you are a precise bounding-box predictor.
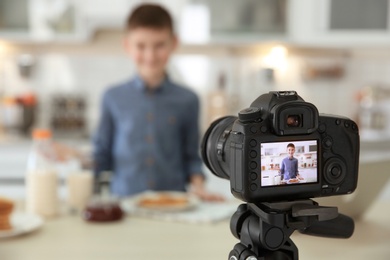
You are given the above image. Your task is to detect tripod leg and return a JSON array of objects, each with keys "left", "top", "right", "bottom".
[
  {"left": 273, "top": 238, "right": 298, "bottom": 260},
  {"left": 228, "top": 241, "right": 297, "bottom": 260},
  {"left": 254, "top": 238, "right": 298, "bottom": 260}
]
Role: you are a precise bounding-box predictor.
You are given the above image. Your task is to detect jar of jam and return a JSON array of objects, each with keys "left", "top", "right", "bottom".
[{"left": 83, "top": 197, "right": 124, "bottom": 222}]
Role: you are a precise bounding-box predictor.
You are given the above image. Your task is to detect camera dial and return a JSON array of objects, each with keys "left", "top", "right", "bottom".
[{"left": 238, "top": 107, "right": 262, "bottom": 123}]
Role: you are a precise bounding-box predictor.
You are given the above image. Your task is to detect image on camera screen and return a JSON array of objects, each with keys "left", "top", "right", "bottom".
[{"left": 260, "top": 140, "right": 318, "bottom": 187}]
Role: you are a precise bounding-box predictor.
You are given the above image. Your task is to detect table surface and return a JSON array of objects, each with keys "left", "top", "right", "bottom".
[{"left": 1, "top": 199, "right": 390, "bottom": 260}]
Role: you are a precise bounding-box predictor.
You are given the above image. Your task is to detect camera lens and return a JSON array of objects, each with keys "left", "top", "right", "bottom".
[
  {"left": 287, "top": 115, "right": 301, "bottom": 127},
  {"left": 201, "top": 116, "right": 237, "bottom": 180}
]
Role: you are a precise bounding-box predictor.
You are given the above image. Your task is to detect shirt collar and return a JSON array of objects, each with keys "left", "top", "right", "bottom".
[{"left": 133, "top": 74, "right": 171, "bottom": 93}]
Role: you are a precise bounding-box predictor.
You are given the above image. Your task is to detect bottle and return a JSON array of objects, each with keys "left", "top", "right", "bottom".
[
  {"left": 207, "top": 72, "right": 228, "bottom": 124},
  {"left": 25, "top": 129, "right": 58, "bottom": 218}
]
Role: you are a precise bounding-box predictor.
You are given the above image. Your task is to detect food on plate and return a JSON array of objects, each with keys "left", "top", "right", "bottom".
[
  {"left": 288, "top": 178, "right": 299, "bottom": 183},
  {"left": 0, "top": 197, "right": 14, "bottom": 230},
  {"left": 137, "top": 193, "right": 189, "bottom": 208}
]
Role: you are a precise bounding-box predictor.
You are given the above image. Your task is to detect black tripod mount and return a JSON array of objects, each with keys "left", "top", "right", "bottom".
[{"left": 229, "top": 199, "right": 354, "bottom": 260}]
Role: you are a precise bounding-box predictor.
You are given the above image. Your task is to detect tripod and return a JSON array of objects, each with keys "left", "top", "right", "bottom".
[{"left": 229, "top": 199, "right": 354, "bottom": 260}]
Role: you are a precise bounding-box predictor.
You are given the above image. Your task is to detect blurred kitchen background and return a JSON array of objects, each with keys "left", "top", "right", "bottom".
[{"left": 1, "top": 0, "right": 390, "bottom": 202}]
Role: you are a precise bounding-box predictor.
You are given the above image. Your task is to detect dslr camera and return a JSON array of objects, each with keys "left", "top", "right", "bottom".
[{"left": 202, "top": 91, "right": 359, "bottom": 202}]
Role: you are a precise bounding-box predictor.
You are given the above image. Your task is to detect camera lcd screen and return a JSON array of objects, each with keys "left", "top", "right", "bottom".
[{"left": 260, "top": 140, "right": 318, "bottom": 187}]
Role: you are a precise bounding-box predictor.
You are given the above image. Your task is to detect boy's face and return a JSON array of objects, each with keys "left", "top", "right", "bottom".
[
  {"left": 124, "top": 27, "right": 177, "bottom": 83},
  {"left": 287, "top": 146, "right": 295, "bottom": 158}
]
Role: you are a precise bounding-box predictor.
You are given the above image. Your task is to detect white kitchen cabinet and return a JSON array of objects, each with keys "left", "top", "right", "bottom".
[
  {"left": 0, "top": 140, "right": 29, "bottom": 199},
  {"left": 0, "top": 0, "right": 30, "bottom": 40},
  {"left": 0, "top": 0, "right": 289, "bottom": 45},
  {"left": 288, "top": 0, "right": 390, "bottom": 47},
  {"left": 0, "top": 0, "right": 92, "bottom": 43},
  {"left": 192, "top": 0, "right": 288, "bottom": 44},
  {"left": 75, "top": 0, "right": 137, "bottom": 31},
  {"left": 0, "top": 140, "right": 30, "bottom": 179}
]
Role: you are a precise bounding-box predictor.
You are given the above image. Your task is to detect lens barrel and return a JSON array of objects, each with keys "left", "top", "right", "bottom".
[{"left": 201, "top": 116, "right": 237, "bottom": 180}]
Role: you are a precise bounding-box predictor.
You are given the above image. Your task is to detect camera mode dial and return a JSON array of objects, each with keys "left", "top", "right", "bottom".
[
  {"left": 238, "top": 107, "right": 262, "bottom": 123},
  {"left": 324, "top": 158, "right": 347, "bottom": 185}
]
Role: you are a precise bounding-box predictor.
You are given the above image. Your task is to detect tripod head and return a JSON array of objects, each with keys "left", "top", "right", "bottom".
[{"left": 229, "top": 200, "right": 354, "bottom": 260}]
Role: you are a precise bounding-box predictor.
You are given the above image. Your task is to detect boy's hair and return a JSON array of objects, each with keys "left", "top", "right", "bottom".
[
  {"left": 287, "top": 143, "right": 295, "bottom": 149},
  {"left": 126, "top": 4, "right": 174, "bottom": 33}
]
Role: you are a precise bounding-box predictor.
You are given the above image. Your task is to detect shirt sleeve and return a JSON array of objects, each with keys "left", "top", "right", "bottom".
[
  {"left": 182, "top": 93, "right": 204, "bottom": 180},
  {"left": 280, "top": 158, "right": 285, "bottom": 175},
  {"left": 93, "top": 90, "right": 115, "bottom": 180}
]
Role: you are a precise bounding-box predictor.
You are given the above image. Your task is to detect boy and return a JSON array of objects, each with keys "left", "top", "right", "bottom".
[
  {"left": 93, "top": 4, "right": 223, "bottom": 201},
  {"left": 280, "top": 143, "right": 301, "bottom": 181}
]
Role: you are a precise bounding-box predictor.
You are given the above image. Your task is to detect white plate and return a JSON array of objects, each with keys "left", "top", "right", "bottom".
[
  {"left": 122, "top": 191, "right": 200, "bottom": 213},
  {"left": 0, "top": 212, "right": 43, "bottom": 239}
]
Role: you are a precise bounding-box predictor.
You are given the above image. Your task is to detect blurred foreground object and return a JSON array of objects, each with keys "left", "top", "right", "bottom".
[
  {"left": 66, "top": 171, "right": 93, "bottom": 213},
  {"left": 82, "top": 197, "right": 124, "bottom": 222},
  {"left": 82, "top": 173, "right": 123, "bottom": 222},
  {"left": 25, "top": 129, "right": 59, "bottom": 218},
  {"left": 0, "top": 197, "right": 14, "bottom": 230}
]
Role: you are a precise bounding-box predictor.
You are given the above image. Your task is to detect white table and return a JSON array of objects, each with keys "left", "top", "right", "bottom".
[{"left": 1, "top": 199, "right": 390, "bottom": 260}]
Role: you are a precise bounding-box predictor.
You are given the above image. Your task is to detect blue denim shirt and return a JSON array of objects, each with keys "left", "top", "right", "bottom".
[
  {"left": 93, "top": 75, "right": 203, "bottom": 197},
  {"left": 280, "top": 157, "right": 299, "bottom": 180}
]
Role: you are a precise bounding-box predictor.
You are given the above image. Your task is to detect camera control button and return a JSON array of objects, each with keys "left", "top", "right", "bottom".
[
  {"left": 324, "top": 158, "right": 347, "bottom": 185},
  {"left": 250, "top": 183, "right": 257, "bottom": 191},
  {"left": 318, "top": 123, "right": 326, "bottom": 133},
  {"left": 323, "top": 152, "right": 330, "bottom": 159},
  {"left": 250, "top": 161, "right": 257, "bottom": 169},
  {"left": 250, "top": 172, "right": 257, "bottom": 180},
  {"left": 323, "top": 137, "right": 333, "bottom": 148},
  {"left": 260, "top": 126, "right": 268, "bottom": 133},
  {"left": 335, "top": 119, "right": 341, "bottom": 125},
  {"left": 250, "top": 126, "right": 258, "bottom": 134},
  {"left": 250, "top": 139, "right": 257, "bottom": 147},
  {"left": 250, "top": 150, "right": 257, "bottom": 158},
  {"left": 331, "top": 166, "right": 342, "bottom": 178}
]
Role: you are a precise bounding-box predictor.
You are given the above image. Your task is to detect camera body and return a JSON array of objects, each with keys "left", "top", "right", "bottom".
[{"left": 202, "top": 91, "right": 359, "bottom": 202}]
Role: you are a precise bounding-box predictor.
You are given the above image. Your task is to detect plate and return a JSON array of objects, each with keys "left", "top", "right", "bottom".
[
  {"left": 0, "top": 212, "right": 43, "bottom": 239},
  {"left": 122, "top": 191, "right": 200, "bottom": 213}
]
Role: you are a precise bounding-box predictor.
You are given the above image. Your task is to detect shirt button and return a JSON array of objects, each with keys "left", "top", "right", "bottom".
[
  {"left": 145, "top": 157, "right": 154, "bottom": 166},
  {"left": 148, "top": 181, "right": 155, "bottom": 189},
  {"left": 145, "top": 135, "right": 153, "bottom": 143},
  {"left": 147, "top": 113, "right": 154, "bottom": 122},
  {"left": 168, "top": 116, "right": 176, "bottom": 125}
]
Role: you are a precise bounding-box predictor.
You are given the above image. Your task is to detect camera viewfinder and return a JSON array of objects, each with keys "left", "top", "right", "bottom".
[{"left": 287, "top": 115, "right": 302, "bottom": 127}]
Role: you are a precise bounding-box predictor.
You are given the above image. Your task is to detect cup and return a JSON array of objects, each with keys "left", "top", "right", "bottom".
[
  {"left": 274, "top": 175, "right": 281, "bottom": 185},
  {"left": 66, "top": 171, "right": 93, "bottom": 213}
]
